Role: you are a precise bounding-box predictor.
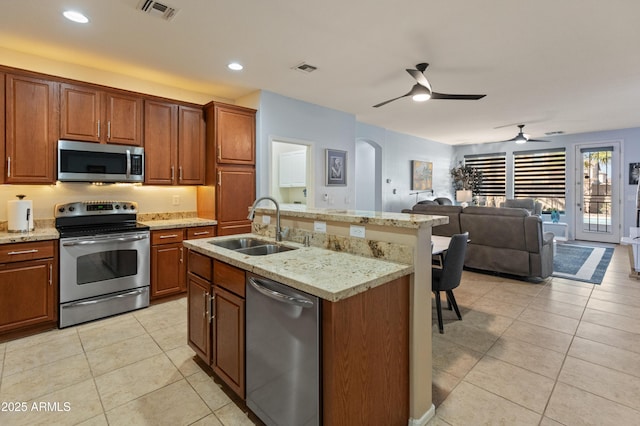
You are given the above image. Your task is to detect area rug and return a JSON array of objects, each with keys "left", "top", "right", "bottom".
[{"left": 552, "top": 243, "right": 614, "bottom": 284}]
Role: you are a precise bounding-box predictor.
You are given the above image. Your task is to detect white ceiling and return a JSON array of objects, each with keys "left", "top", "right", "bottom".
[{"left": 2, "top": 0, "right": 640, "bottom": 145}]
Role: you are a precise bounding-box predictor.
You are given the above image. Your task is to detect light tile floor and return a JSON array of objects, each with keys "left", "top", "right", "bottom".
[
  {"left": 0, "top": 243, "right": 637, "bottom": 425},
  {"left": 430, "top": 243, "right": 640, "bottom": 425},
  {"left": 0, "top": 297, "right": 258, "bottom": 426}
]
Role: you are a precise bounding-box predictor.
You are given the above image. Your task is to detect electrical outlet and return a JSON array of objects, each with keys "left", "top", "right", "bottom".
[
  {"left": 314, "top": 221, "right": 327, "bottom": 233},
  {"left": 262, "top": 215, "right": 271, "bottom": 224},
  {"left": 172, "top": 195, "right": 180, "bottom": 205},
  {"left": 350, "top": 225, "right": 366, "bottom": 238}
]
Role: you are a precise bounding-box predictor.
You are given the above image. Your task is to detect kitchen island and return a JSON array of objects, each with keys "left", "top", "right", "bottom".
[{"left": 183, "top": 207, "right": 447, "bottom": 426}]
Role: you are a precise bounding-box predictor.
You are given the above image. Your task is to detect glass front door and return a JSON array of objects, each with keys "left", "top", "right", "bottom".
[{"left": 574, "top": 142, "right": 621, "bottom": 243}]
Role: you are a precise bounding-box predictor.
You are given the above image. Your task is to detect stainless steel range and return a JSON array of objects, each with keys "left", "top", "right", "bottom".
[{"left": 55, "top": 201, "right": 150, "bottom": 328}]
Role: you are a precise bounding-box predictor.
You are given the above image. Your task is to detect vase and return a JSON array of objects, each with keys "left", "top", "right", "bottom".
[{"left": 551, "top": 210, "right": 560, "bottom": 223}]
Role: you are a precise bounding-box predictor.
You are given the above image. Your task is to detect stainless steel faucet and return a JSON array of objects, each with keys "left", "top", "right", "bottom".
[{"left": 247, "top": 196, "right": 283, "bottom": 241}]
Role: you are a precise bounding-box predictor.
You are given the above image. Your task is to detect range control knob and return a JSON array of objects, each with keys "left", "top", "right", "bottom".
[
  {"left": 115, "top": 204, "right": 120, "bottom": 209},
  {"left": 68, "top": 206, "right": 75, "bottom": 212},
  {"left": 58, "top": 207, "right": 65, "bottom": 213}
]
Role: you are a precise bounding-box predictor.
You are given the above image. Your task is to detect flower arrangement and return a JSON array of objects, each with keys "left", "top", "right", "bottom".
[{"left": 450, "top": 162, "right": 483, "bottom": 195}]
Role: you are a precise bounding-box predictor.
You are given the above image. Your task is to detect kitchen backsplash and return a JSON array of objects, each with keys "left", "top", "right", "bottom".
[{"left": 0, "top": 183, "right": 198, "bottom": 221}]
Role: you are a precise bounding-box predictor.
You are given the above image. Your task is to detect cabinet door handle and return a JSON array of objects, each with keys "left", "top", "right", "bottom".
[
  {"left": 179, "top": 166, "right": 183, "bottom": 181},
  {"left": 204, "top": 292, "right": 209, "bottom": 320},
  {"left": 159, "top": 234, "right": 178, "bottom": 239},
  {"left": 217, "top": 146, "right": 221, "bottom": 161},
  {"left": 97, "top": 120, "right": 101, "bottom": 138},
  {"left": 217, "top": 171, "right": 221, "bottom": 186},
  {"left": 107, "top": 121, "right": 111, "bottom": 140},
  {"left": 171, "top": 166, "right": 175, "bottom": 181},
  {"left": 192, "top": 231, "right": 209, "bottom": 236},
  {"left": 49, "top": 264, "right": 52, "bottom": 286},
  {"left": 179, "top": 247, "right": 183, "bottom": 263},
  {"left": 211, "top": 294, "right": 215, "bottom": 322},
  {"left": 6, "top": 156, "right": 10, "bottom": 178},
  {"left": 7, "top": 249, "right": 39, "bottom": 255}
]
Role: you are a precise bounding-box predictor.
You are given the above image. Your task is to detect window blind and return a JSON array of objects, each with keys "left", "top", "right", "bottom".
[
  {"left": 513, "top": 149, "right": 566, "bottom": 199},
  {"left": 464, "top": 153, "right": 506, "bottom": 196}
]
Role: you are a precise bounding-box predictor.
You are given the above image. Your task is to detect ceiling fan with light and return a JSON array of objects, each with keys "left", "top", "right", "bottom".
[
  {"left": 503, "top": 124, "right": 550, "bottom": 144},
  {"left": 373, "top": 62, "right": 486, "bottom": 108}
]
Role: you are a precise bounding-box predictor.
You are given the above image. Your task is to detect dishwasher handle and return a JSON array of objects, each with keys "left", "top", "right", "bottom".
[{"left": 248, "top": 277, "right": 314, "bottom": 308}]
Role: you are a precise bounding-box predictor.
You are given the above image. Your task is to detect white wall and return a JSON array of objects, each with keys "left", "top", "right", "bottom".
[
  {"left": 356, "top": 122, "right": 455, "bottom": 212},
  {"left": 257, "top": 91, "right": 355, "bottom": 209}
]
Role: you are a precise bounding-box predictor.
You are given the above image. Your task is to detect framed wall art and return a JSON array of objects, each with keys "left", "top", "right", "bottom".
[
  {"left": 630, "top": 162, "right": 640, "bottom": 185},
  {"left": 411, "top": 160, "right": 433, "bottom": 190},
  {"left": 326, "top": 149, "right": 347, "bottom": 186}
]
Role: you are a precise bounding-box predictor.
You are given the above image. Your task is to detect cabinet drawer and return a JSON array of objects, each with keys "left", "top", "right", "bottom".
[
  {"left": 0, "top": 240, "right": 55, "bottom": 263},
  {"left": 188, "top": 250, "right": 212, "bottom": 281},
  {"left": 213, "top": 260, "right": 245, "bottom": 297},
  {"left": 152, "top": 229, "right": 185, "bottom": 245},
  {"left": 187, "top": 226, "right": 216, "bottom": 240}
]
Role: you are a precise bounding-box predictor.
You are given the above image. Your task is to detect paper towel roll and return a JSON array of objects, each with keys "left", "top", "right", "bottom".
[{"left": 8, "top": 196, "right": 34, "bottom": 232}]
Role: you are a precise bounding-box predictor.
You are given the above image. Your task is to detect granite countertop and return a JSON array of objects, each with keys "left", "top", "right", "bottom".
[
  {"left": 183, "top": 234, "right": 413, "bottom": 302},
  {"left": 254, "top": 205, "right": 448, "bottom": 229},
  {"left": 0, "top": 227, "right": 59, "bottom": 245},
  {"left": 138, "top": 218, "right": 218, "bottom": 230}
]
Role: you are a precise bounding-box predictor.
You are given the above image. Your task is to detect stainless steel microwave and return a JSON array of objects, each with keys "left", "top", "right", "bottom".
[{"left": 57, "top": 140, "right": 144, "bottom": 183}]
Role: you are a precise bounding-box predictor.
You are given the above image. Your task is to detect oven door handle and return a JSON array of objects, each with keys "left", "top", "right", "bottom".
[
  {"left": 62, "top": 289, "right": 145, "bottom": 308},
  {"left": 62, "top": 234, "right": 149, "bottom": 246}
]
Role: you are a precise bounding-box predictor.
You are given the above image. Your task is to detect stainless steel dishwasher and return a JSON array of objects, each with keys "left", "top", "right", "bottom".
[{"left": 246, "top": 273, "right": 320, "bottom": 426}]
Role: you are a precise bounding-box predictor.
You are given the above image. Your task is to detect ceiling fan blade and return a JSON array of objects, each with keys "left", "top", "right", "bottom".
[
  {"left": 372, "top": 92, "right": 411, "bottom": 108},
  {"left": 526, "top": 138, "right": 550, "bottom": 142},
  {"left": 406, "top": 68, "right": 431, "bottom": 91},
  {"left": 431, "top": 92, "right": 486, "bottom": 100}
]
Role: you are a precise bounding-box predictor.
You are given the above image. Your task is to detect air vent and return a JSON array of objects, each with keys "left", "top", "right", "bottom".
[
  {"left": 137, "top": 0, "right": 179, "bottom": 21},
  {"left": 293, "top": 62, "right": 318, "bottom": 74}
]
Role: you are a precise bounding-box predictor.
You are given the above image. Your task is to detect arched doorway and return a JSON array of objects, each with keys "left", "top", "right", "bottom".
[{"left": 355, "top": 139, "right": 382, "bottom": 211}]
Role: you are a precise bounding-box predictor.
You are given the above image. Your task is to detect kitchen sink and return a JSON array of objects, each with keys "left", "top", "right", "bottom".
[
  {"left": 209, "top": 237, "right": 269, "bottom": 250},
  {"left": 209, "top": 238, "right": 297, "bottom": 256},
  {"left": 236, "top": 244, "right": 296, "bottom": 256}
]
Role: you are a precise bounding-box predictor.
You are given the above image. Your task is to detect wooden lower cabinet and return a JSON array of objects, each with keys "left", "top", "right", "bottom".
[
  {"left": 212, "top": 285, "right": 245, "bottom": 398},
  {"left": 187, "top": 252, "right": 246, "bottom": 399},
  {"left": 322, "top": 275, "right": 410, "bottom": 425},
  {"left": 187, "top": 271, "right": 211, "bottom": 362},
  {"left": 186, "top": 250, "right": 410, "bottom": 423},
  {"left": 151, "top": 226, "right": 216, "bottom": 300},
  {"left": 0, "top": 241, "right": 58, "bottom": 337}
]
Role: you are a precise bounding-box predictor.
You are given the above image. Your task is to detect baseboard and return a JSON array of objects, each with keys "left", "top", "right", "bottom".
[{"left": 408, "top": 404, "right": 436, "bottom": 426}]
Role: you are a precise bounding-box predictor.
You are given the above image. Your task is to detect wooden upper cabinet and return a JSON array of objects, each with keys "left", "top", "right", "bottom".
[
  {"left": 216, "top": 165, "right": 256, "bottom": 235},
  {"left": 104, "top": 92, "right": 143, "bottom": 146},
  {"left": 144, "top": 100, "right": 178, "bottom": 184},
  {"left": 178, "top": 106, "right": 205, "bottom": 185},
  {"left": 5, "top": 73, "right": 58, "bottom": 184},
  {"left": 0, "top": 73, "right": 5, "bottom": 183},
  {"left": 214, "top": 103, "right": 256, "bottom": 165},
  {"left": 144, "top": 101, "right": 204, "bottom": 185},
  {"left": 60, "top": 83, "right": 101, "bottom": 142},
  {"left": 60, "top": 83, "right": 143, "bottom": 146}
]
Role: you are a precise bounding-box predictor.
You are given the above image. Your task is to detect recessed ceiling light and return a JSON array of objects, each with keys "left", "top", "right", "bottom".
[
  {"left": 63, "top": 10, "right": 89, "bottom": 23},
  {"left": 228, "top": 62, "right": 243, "bottom": 71}
]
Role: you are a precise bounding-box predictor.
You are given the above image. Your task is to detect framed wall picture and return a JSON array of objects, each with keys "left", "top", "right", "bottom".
[
  {"left": 412, "top": 160, "right": 433, "bottom": 190},
  {"left": 326, "top": 149, "right": 347, "bottom": 186},
  {"left": 630, "top": 162, "right": 640, "bottom": 185}
]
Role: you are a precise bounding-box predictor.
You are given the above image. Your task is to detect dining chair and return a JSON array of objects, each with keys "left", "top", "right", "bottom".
[{"left": 432, "top": 232, "right": 469, "bottom": 334}]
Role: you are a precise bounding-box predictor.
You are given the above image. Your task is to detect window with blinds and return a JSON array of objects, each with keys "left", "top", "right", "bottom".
[
  {"left": 464, "top": 153, "right": 506, "bottom": 197},
  {"left": 513, "top": 148, "right": 566, "bottom": 211}
]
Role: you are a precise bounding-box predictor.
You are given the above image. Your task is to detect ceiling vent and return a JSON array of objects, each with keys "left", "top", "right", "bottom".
[
  {"left": 293, "top": 62, "right": 318, "bottom": 74},
  {"left": 137, "top": 0, "right": 179, "bottom": 21}
]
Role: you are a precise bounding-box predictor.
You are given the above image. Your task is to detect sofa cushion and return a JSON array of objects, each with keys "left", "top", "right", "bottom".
[
  {"left": 460, "top": 207, "right": 528, "bottom": 251},
  {"left": 409, "top": 204, "right": 462, "bottom": 236},
  {"left": 500, "top": 198, "right": 542, "bottom": 216}
]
